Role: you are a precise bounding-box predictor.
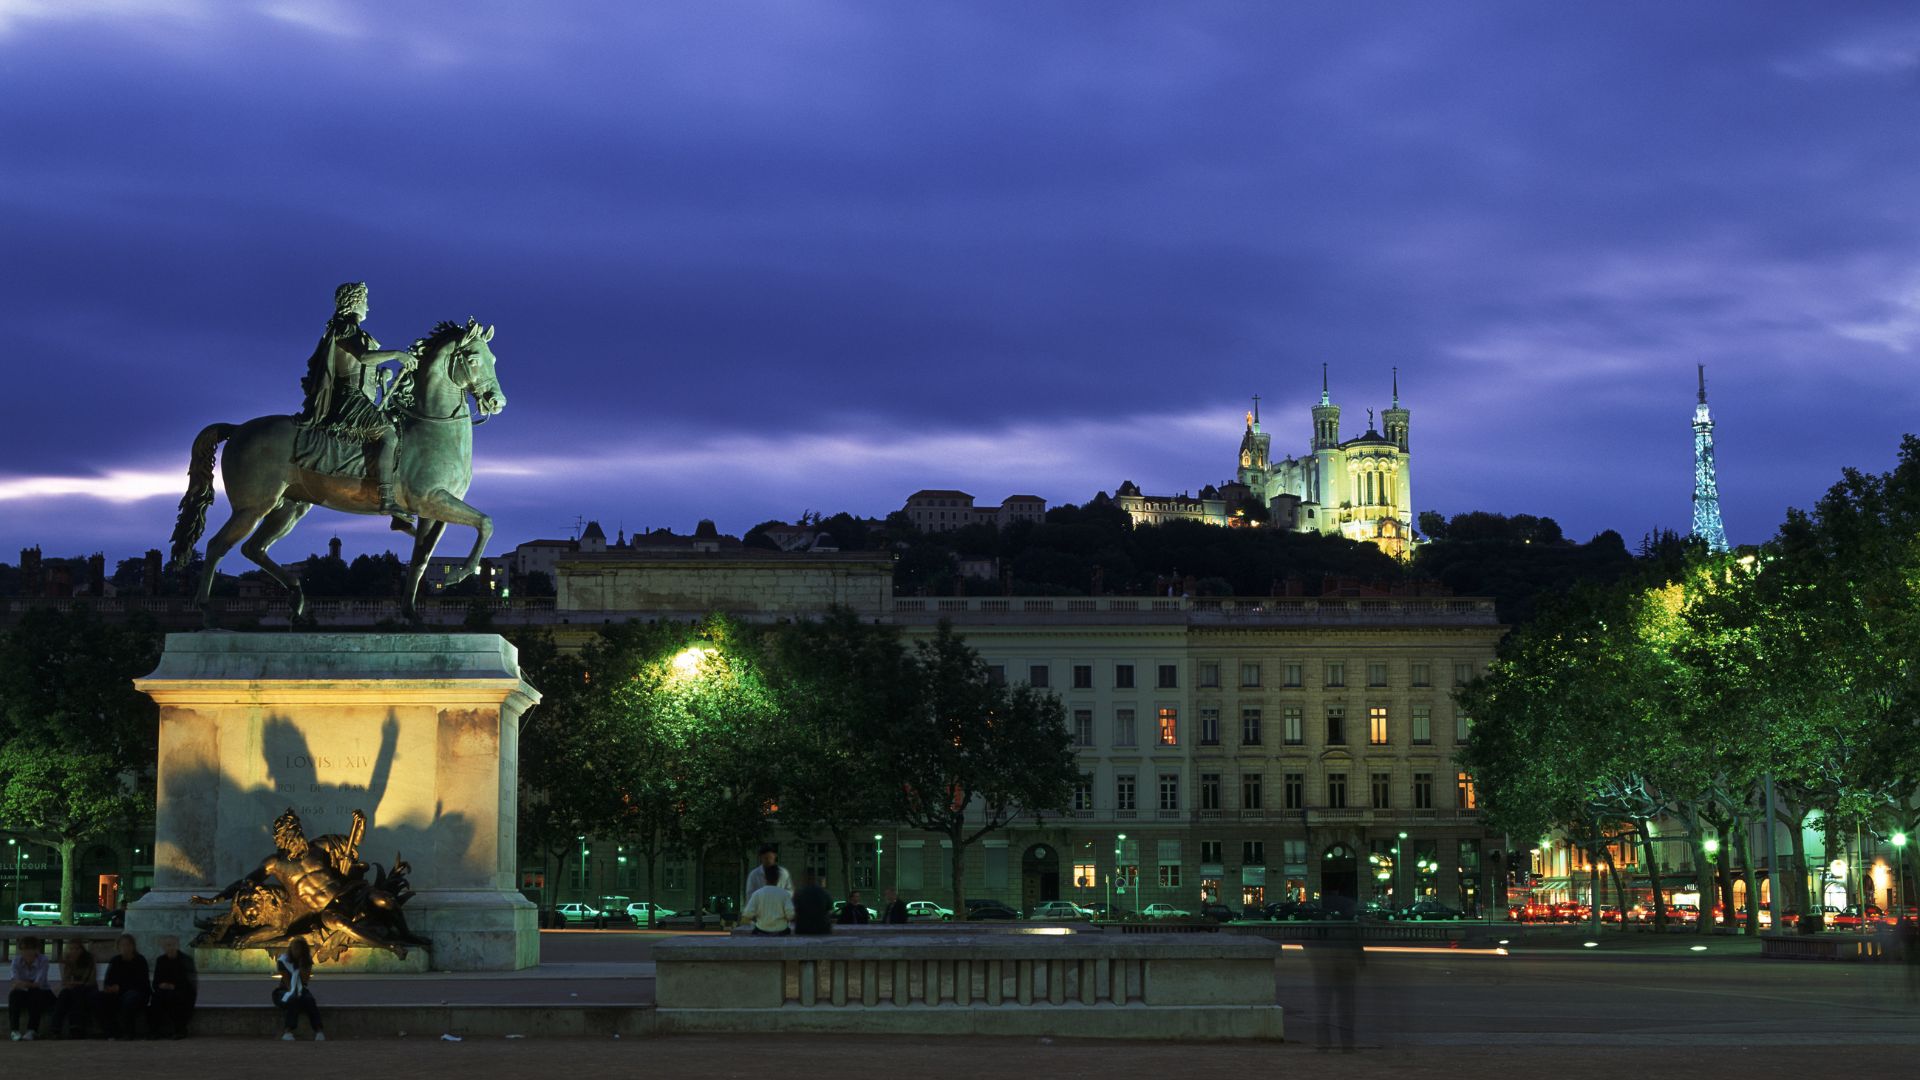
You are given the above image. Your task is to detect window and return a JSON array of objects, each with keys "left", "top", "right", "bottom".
[
  {"left": 1072, "top": 862, "right": 1098, "bottom": 889},
  {"left": 1029, "top": 664, "right": 1050, "bottom": 689},
  {"left": 1199, "top": 707, "right": 1221, "bottom": 746},
  {"left": 1240, "top": 662, "right": 1261, "bottom": 687},
  {"left": 1157, "top": 707, "right": 1179, "bottom": 746},
  {"left": 1200, "top": 773, "right": 1221, "bottom": 810},
  {"left": 1454, "top": 662, "right": 1472, "bottom": 687},
  {"left": 1367, "top": 662, "right": 1388, "bottom": 687},
  {"left": 1371, "top": 771, "right": 1391, "bottom": 810},
  {"left": 1073, "top": 664, "right": 1093, "bottom": 689},
  {"left": 1457, "top": 771, "right": 1478, "bottom": 810},
  {"left": 1282, "top": 840, "right": 1307, "bottom": 867},
  {"left": 1158, "top": 773, "right": 1180, "bottom": 812},
  {"left": 1284, "top": 772, "right": 1304, "bottom": 810},
  {"left": 665, "top": 861, "right": 686, "bottom": 891},
  {"left": 1073, "top": 709, "right": 1094, "bottom": 747},
  {"left": 987, "top": 664, "right": 1006, "bottom": 686},
  {"left": 1241, "top": 707, "right": 1263, "bottom": 746},
  {"left": 1158, "top": 864, "right": 1183, "bottom": 888},
  {"left": 1284, "top": 706, "right": 1303, "bottom": 745},
  {"left": 806, "top": 842, "right": 830, "bottom": 882},
  {"left": 1456, "top": 711, "right": 1473, "bottom": 743},
  {"left": 1369, "top": 706, "right": 1389, "bottom": 746},
  {"left": 1283, "top": 662, "right": 1303, "bottom": 688},
  {"left": 1411, "top": 662, "right": 1431, "bottom": 687},
  {"left": 1327, "top": 773, "right": 1348, "bottom": 809},
  {"left": 1115, "top": 664, "right": 1135, "bottom": 689},
  {"left": 1157, "top": 664, "right": 1179, "bottom": 689},
  {"left": 1116, "top": 774, "right": 1137, "bottom": 812},
  {"left": 1201, "top": 840, "right": 1223, "bottom": 864},
  {"left": 1199, "top": 662, "right": 1220, "bottom": 688},
  {"left": 1242, "top": 774, "right": 1263, "bottom": 811},
  {"left": 1411, "top": 705, "right": 1432, "bottom": 744},
  {"left": 1413, "top": 772, "right": 1434, "bottom": 810},
  {"left": 1243, "top": 841, "right": 1265, "bottom": 866},
  {"left": 1326, "top": 662, "right": 1345, "bottom": 687},
  {"left": 1072, "top": 776, "right": 1093, "bottom": 812},
  {"left": 1326, "top": 706, "right": 1346, "bottom": 745},
  {"left": 1114, "top": 709, "right": 1136, "bottom": 747}
]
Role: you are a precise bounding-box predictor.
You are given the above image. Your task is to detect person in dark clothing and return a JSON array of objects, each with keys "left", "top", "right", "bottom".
[
  {"left": 95, "top": 934, "right": 150, "bottom": 1041},
  {"left": 881, "top": 887, "right": 909, "bottom": 924},
  {"left": 148, "top": 935, "right": 197, "bottom": 1039},
  {"left": 1308, "top": 891, "right": 1365, "bottom": 1053},
  {"left": 50, "top": 941, "right": 97, "bottom": 1039},
  {"left": 8, "top": 935, "right": 54, "bottom": 1040},
  {"left": 838, "top": 889, "right": 873, "bottom": 925},
  {"left": 792, "top": 870, "right": 835, "bottom": 935}
]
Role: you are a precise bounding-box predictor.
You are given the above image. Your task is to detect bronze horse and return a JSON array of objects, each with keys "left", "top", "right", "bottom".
[{"left": 170, "top": 318, "right": 507, "bottom": 621}]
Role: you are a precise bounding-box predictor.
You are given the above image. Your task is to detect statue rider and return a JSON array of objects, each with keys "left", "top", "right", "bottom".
[{"left": 298, "top": 282, "right": 418, "bottom": 514}]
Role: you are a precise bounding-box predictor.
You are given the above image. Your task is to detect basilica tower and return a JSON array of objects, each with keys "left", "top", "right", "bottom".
[
  {"left": 1382, "top": 367, "right": 1411, "bottom": 519},
  {"left": 1311, "top": 364, "right": 1342, "bottom": 507}
]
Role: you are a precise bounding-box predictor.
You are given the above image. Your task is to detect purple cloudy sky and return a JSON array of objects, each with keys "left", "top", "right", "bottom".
[{"left": 3, "top": 2, "right": 1917, "bottom": 562}]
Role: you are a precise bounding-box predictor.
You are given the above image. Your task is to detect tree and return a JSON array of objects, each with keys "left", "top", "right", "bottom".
[
  {"left": 0, "top": 608, "right": 161, "bottom": 920},
  {"left": 876, "top": 622, "right": 1079, "bottom": 914},
  {"left": 763, "top": 610, "right": 911, "bottom": 891}
]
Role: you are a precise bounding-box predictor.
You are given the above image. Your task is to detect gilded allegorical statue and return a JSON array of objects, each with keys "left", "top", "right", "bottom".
[
  {"left": 191, "top": 808, "right": 428, "bottom": 964},
  {"left": 167, "top": 282, "right": 509, "bottom": 622}
]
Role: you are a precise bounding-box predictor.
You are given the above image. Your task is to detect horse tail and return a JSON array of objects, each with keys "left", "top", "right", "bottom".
[{"left": 168, "top": 422, "right": 236, "bottom": 569}]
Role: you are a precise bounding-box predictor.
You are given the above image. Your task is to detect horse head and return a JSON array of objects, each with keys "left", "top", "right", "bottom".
[{"left": 407, "top": 317, "right": 506, "bottom": 418}]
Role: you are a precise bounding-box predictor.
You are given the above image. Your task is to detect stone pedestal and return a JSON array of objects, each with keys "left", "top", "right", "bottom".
[{"left": 125, "top": 633, "right": 541, "bottom": 971}]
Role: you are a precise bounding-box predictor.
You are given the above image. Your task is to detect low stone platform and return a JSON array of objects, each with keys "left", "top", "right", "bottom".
[
  {"left": 1759, "top": 933, "right": 1889, "bottom": 961},
  {"left": 172, "top": 1003, "right": 653, "bottom": 1039},
  {"left": 654, "top": 930, "right": 1283, "bottom": 1040}
]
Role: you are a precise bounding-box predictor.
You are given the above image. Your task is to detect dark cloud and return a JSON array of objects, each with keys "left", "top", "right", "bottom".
[{"left": 2, "top": 1, "right": 1918, "bottom": 563}]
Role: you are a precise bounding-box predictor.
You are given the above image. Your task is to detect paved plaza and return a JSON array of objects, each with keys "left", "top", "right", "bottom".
[{"left": 9, "top": 931, "right": 1916, "bottom": 1077}]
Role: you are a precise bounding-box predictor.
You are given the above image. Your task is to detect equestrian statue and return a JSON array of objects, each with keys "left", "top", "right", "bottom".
[{"left": 169, "top": 282, "right": 509, "bottom": 621}]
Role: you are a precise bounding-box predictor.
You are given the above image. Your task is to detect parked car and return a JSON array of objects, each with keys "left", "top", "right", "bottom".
[
  {"left": 554, "top": 902, "right": 605, "bottom": 925},
  {"left": 964, "top": 899, "right": 1021, "bottom": 921},
  {"left": 1196, "top": 902, "right": 1239, "bottom": 923},
  {"left": 15, "top": 902, "right": 63, "bottom": 926},
  {"left": 1395, "top": 900, "right": 1461, "bottom": 921},
  {"left": 905, "top": 901, "right": 954, "bottom": 922},
  {"left": 1141, "top": 903, "right": 1192, "bottom": 920},
  {"left": 625, "top": 901, "right": 677, "bottom": 924},
  {"left": 654, "top": 908, "right": 730, "bottom": 930},
  {"left": 1260, "top": 900, "right": 1302, "bottom": 921},
  {"left": 1086, "top": 902, "right": 1138, "bottom": 921},
  {"left": 1028, "top": 900, "right": 1093, "bottom": 921},
  {"left": 831, "top": 901, "right": 879, "bottom": 921}
]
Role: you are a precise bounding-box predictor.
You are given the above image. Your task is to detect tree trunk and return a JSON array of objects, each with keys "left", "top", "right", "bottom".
[
  {"left": 1734, "top": 827, "right": 1761, "bottom": 935},
  {"left": 1600, "top": 843, "right": 1629, "bottom": 932},
  {"left": 58, "top": 836, "right": 77, "bottom": 924},
  {"left": 692, "top": 845, "right": 708, "bottom": 931},
  {"left": 950, "top": 837, "right": 968, "bottom": 917},
  {"left": 1787, "top": 819, "right": 1810, "bottom": 913},
  {"left": 643, "top": 851, "right": 658, "bottom": 928},
  {"left": 833, "top": 833, "right": 852, "bottom": 899},
  {"left": 1634, "top": 819, "right": 1667, "bottom": 931}
]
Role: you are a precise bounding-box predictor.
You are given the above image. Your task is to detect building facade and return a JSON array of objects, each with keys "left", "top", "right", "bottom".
[{"left": 903, "top": 490, "right": 1048, "bottom": 532}]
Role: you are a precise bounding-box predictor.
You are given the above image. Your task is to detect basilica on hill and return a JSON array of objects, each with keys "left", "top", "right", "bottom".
[{"left": 1110, "top": 367, "right": 1415, "bottom": 558}]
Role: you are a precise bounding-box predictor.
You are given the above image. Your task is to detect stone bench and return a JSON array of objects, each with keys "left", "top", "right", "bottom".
[
  {"left": 654, "top": 930, "right": 1282, "bottom": 1040},
  {"left": 1760, "top": 933, "right": 1889, "bottom": 961}
]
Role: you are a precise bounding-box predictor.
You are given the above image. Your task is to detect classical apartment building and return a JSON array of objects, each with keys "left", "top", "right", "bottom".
[{"left": 876, "top": 594, "right": 1504, "bottom": 916}]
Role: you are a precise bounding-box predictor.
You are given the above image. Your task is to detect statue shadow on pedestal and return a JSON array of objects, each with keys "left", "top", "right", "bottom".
[{"left": 159, "top": 710, "right": 478, "bottom": 888}]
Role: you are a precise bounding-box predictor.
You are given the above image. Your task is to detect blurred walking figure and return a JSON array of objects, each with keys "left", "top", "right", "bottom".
[{"left": 1308, "top": 890, "right": 1365, "bottom": 1052}]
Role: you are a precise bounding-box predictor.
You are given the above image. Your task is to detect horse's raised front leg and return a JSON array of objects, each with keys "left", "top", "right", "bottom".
[
  {"left": 241, "top": 500, "right": 314, "bottom": 619},
  {"left": 412, "top": 490, "right": 492, "bottom": 588},
  {"left": 403, "top": 520, "right": 449, "bottom": 622}
]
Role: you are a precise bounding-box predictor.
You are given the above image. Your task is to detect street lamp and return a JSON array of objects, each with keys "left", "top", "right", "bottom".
[
  {"left": 874, "top": 833, "right": 884, "bottom": 891},
  {"left": 1397, "top": 832, "right": 1408, "bottom": 904},
  {"left": 577, "top": 834, "right": 589, "bottom": 904},
  {"left": 1114, "top": 834, "right": 1128, "bottom": 913}
]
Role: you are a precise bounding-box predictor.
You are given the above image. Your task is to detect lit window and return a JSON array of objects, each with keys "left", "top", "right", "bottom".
[
  {"left": 1369, "top": 706, "right": 1389, "bottom": 746},
  {"left": 1158, "top": 707, "right": 1178, "bottom": 746},
  {"left": 1072, "top": 862, "right": 1098, "bottom": 888},
  {"left": 1457, "top": 772, "right": 1478, "bottom": 810}
]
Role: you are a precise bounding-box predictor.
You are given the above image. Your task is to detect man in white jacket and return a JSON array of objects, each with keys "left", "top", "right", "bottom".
[{"left": 742, "top": 865, "right": 797, "bottom": 936}]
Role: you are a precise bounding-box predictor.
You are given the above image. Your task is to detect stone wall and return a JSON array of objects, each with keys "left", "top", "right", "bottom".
[{"left": 557, "top": 552, "right": 894, "bottom": 617}]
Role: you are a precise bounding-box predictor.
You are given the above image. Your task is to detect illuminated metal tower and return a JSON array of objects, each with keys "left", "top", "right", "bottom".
[{"left": 1691, "top": 364, "right": 1729, "bottom": 554}]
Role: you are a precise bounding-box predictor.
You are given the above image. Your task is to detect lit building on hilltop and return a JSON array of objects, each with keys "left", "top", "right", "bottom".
[
  {"left": 1237, "top": 366, "right": 1414, "bottom": 558},
  {"left": 1111, "top": 368, "right": 1416, "bottom": 558}
]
